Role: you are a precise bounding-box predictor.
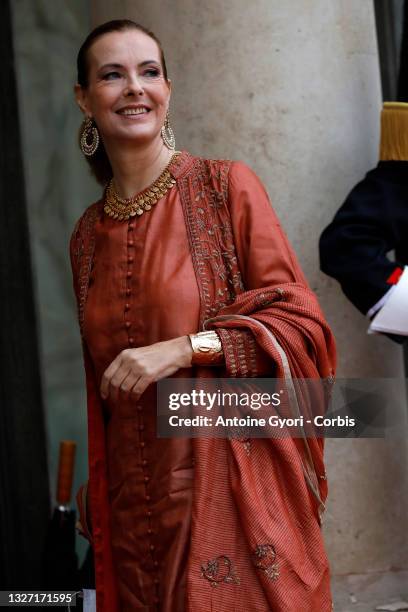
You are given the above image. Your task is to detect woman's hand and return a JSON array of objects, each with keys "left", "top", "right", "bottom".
[{"left": 100, "top": 336, "right": 193, "bottom": 404}]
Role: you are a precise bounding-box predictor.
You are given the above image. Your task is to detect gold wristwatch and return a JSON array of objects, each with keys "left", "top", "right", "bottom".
[{"left": 188, "top": 331, "right": 224, "bottom": 366}]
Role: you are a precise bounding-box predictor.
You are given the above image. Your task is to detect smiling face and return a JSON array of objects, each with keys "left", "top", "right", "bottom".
[{"left": 75, "top": 28, "right": 171, "bottom": 148}]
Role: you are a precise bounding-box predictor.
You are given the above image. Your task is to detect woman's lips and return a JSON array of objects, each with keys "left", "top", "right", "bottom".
[{"left": 118, "top": 113, "right": 150, "bottom": 119}]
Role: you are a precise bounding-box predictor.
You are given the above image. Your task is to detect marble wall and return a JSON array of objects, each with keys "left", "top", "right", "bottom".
[
  {"left": 11, "top": 0, "right": 100, "bottom": 558},
  {"left": 91, "top": 0, "right": 408, "bottom": 574}
]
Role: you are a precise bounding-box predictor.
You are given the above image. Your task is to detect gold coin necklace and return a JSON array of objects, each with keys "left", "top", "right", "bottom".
[{"left": 104, "top": 151, "right": 180, "bottom": 221}]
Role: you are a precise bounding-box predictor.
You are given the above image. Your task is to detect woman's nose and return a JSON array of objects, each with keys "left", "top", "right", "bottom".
[{"left": 123, "top": 76, "right": 144, "bottom": 97}]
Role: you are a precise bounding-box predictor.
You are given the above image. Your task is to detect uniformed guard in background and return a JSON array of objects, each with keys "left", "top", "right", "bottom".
[{"left": 319, "top": 102, "right": 408, "bottom": 343}]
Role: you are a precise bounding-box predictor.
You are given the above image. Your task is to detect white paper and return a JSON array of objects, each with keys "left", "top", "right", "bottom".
[
  {"left": 369, "top": 267, "right": 408, "bottom": 336},
  {"left": 366, "top": 285, "right": 396, "bottom": 319}
]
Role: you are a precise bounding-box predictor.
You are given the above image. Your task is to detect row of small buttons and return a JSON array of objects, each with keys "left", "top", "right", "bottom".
[
  {"left": 126, "top": 219, "right": 160, "bottom": 606},
  {"left": 138, "top": 412, "right": 160, "bottom": 602},
  {"left": 125, "top": 222, "right": 135, "bottom": 346}
]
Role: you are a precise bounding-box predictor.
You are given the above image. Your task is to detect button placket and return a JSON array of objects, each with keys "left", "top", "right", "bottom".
[
  {"left": 137, "top": 409, "right": 160, "bottom": 603},
  {"left": 124, "top": 220, "right": 135, "bottom": 345},
  {"left": 125, "top": 219, "right": 160, "bottom": 604},
  {"left": 125, "top": 219, "right": 144, "bottom": 348}
]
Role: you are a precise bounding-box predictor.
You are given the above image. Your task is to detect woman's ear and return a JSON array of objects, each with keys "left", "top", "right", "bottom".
[{"left": 74, "top": 83, "right": 90, "bottom": 116}]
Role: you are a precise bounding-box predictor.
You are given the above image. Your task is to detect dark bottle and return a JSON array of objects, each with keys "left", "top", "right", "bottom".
[{"left": 43, "top": 441, "right": 78, "bottom": 589}]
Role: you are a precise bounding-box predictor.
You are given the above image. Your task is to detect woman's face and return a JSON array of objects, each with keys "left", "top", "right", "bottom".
[{"left": 76, "top": 29, "right": 171, "bottom": 147}]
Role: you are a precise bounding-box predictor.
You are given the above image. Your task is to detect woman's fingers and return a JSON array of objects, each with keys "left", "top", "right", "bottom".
[
  {"left": 100, "top": 356, "right": 121, "bottom": 398},
  {"left": 109, "top": 367, "right": 134, "bottom": 404},
  {"left": 100, "top": 339, "right": 189, "bottom": 403},
  {"left": 119, "top": 370, "right": 140, "bottom": 394},
  {"left": 130, "top": 376, "right": 153, "bottom": 400},
  {"left": 101, "top": 350, "right": 145, "bottom": 401},
  {"left": 100, "top": 354, "right": 131, "bottom": 400}
]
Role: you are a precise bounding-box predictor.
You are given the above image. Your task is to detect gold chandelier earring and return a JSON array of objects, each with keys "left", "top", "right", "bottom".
[
  {"left": 161, "top": 110, "right": 176, "bottom": 150},
  {"left": 80, "top": 117, "right": 100, "bottom": 156}
]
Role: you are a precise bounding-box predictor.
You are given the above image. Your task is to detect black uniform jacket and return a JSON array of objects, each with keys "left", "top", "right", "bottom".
[{"left": 319, "top": 161, "right": 408, "bottom": 320}]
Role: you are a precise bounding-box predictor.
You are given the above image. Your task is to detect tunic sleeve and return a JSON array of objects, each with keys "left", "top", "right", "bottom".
[{"left": 216, "top": 160, "right": 309, "bottom": 377}]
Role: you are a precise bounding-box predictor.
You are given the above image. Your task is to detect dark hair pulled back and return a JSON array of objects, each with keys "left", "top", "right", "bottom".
[{"left": 77, "top": 19, "right": 169, "bottom": 185}]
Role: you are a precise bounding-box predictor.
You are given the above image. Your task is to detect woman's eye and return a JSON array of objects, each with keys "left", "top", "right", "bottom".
[
  {"left": 144, "top": 69, "right": 160, "bottom": 77},
  {"left": 103, "top": 71, "right": 121, "bottom": 80}
]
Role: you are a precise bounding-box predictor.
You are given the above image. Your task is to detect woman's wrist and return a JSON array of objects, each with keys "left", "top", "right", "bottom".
[
  {"left": 188, "top": 331, "right": 224, "bottom": 366},
  {"left": 170, "top": 335, "right": 193, "bottom": 368}
]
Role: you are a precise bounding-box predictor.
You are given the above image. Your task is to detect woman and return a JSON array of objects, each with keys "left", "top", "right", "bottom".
[{"left": 71, "top": 19, "right": 336, "bottom": 612}]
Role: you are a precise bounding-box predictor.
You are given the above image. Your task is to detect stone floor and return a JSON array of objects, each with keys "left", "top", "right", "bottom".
[{"left": 332, "top": 570, "right": 408, "bottom": 612}]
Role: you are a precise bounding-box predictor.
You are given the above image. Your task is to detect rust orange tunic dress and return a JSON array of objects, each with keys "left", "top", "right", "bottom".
[
  {"left": 82, "top": 181, "right": 199, "bottom": 610},
  {"left": 70, "top": 151, "right": 336, "bottom": 612}
]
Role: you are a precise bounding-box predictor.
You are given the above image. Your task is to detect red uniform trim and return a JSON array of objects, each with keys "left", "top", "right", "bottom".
[{"left": 386, "top": 267, "right": 404, "bottom": 285}]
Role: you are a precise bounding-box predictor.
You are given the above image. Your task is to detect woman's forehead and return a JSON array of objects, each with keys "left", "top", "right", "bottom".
[{"left": 88, "top": 30, "right": 161, "bottom": 68}]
